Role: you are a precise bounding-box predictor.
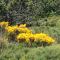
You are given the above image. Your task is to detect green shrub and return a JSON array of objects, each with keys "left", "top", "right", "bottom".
[
  {"left": 29, "top": 16, "right": 60, "bottom": 43},
  {"left": 0, "top": 44, "right": 60, "bottom": 60}
]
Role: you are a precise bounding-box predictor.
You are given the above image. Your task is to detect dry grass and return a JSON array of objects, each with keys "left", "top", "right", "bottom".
[{"left": 0, "top": 34, "right": 8, "bottom": 48}]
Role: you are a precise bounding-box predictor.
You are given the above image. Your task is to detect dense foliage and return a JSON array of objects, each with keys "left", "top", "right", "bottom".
[
  {"left": 0, "top": 0, "right": 60, "bottom": 60},
  {"left": 0, "top": 21, "right": 55, "bottom": 47},
  {"left": 0, "top": 44, "right": 60, "bottom": 60},
  {"left": 0, "top": 0, "right": 60, "bottom": 21}
]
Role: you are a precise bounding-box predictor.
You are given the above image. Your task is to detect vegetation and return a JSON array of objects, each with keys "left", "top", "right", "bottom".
[
  {"left": 0, "top": 0, "right": 60, "bottom": 60},
  {"left": 0, "top": 0, "right": 60, "bottom": 21},
  {"left": 0, "top": 44, "right": 60, "bottom": 60},
  {"left": 0, "top": 21, "right": 55, "bottom": 47}
]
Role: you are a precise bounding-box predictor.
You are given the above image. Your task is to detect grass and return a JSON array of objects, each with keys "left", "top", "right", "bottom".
[
  {"left": 0, "top": 44, "right": 60, "bottom": 60},
  {"left": 0, "top": 15, "right": 60, "bottom": 60},
  {"left": 29, "top": 15, "right": 60, "bottom": 43}
]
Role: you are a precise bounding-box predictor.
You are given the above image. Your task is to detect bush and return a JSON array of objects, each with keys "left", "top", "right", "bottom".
[
  {"left": 0, "top": 21, "right": 55, "bottom": 47},
  {"left": 0, "top": 0, "right": 60, "bottom": 22},
  {"left": 29, "top": 15, "right": 60, "bottom": 43},
  {"left": 0, "top": 44, "right": 60, "bottom": 60}
]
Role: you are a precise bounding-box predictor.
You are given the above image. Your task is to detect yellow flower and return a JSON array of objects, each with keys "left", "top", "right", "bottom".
[
  {"left": 34, "top": 33, "right": 55, "bottom": 44},
  {"left": 34, "top": 33, "right": 47, "bottom": 41},
  {"left": 16, "top": 33, "right": 34, "bottom": 42},
  {"left": 45, "top": 36, "right": 55, "bottom": 44},
  {"left": 0, "top": 21, "right": 9, "bottom": 27},
  {"left": 5, "top": 23, "right": 32, "bottom": 34},
  {"left": 5, "top": 25, "right": 18, "bottom": 33},
  {"left": 17, "top": 27, "right": 32, "bottom": 33},
  {"left": 19, "top": 24, "right": 26, "bottom": 28},
  {"left": 16, "top": 33, "right": 55, "bottom": 44},
  {"left": 17, "top": 33, "right": 28, "bottom": 42}
]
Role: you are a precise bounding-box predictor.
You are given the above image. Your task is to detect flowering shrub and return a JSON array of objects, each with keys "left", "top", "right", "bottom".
[
  {"left": 17, "top": 33, "right": 55, "bottom": 44},
  {"left": 17, "top": 33, "right": 35, "bottom": 42},
  {"left": 34, "top": 33, "right": 55, "bottom": 44},
  {"left": 0, "top": 21, "right": 9, "bottom": 27},
  {"left": 0, "top": 21, "right": 55, "bottom": 46},
  {"left": 5, "top": 24, "right": 31, "bottom": 33},
  {"left": 19, "top": 24, "right": 26, "bottom": 28},
  {"left": 17, "top": 27, "right": 32, "bottom": 33},
  {"left": 5, "top": 25, "right": 18, "bottom": 33}
]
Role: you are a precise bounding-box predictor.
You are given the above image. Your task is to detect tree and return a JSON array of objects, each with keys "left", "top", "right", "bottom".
[{"left": 0, "top": 0, "right": 17, "bottom": 24}]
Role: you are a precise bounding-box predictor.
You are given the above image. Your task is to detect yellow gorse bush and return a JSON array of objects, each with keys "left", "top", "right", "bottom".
[
  {"left": 19, "top": 24, "right": 26, "bottom": 28},
  {"left": 34, "top": 33, "right": 55, "bottom": 44},
  {"left": 5, "top": 25, "right": 18, "bottom": 33},
  {"left": 17, "top": 27, "right": 32, "bottom": 33},
  {"left": 0, "top": 21, "right": 55, "bottom": 44},
  {"left": 17, "top": 33, "right": 35, "bottom": 42},
  {"left": 17, "top": 33, "right": 55, "bottom": 44},
  {"left": 5, "top": 24, "right": 32, "bottom": 33},
  {"left": 17, "top": 24, "right": 32, "bottom": 33},
  {"left": 0, "top": 21, "right": 9, "bottom": 27}
]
